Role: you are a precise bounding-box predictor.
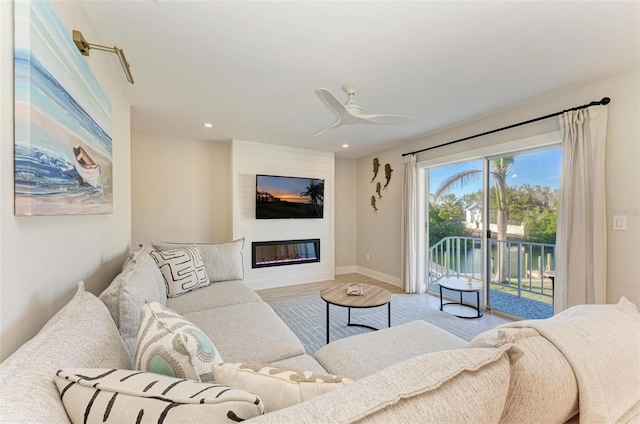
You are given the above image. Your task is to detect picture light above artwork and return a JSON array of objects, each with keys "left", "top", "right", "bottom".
[{"left": 72, "top": 30, "right": 134, "bottom": 84}]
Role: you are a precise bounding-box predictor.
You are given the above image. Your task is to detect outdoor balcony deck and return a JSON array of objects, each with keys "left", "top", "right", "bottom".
[{"left": 428, "top": 236, "right": 555, "bottom": 319}]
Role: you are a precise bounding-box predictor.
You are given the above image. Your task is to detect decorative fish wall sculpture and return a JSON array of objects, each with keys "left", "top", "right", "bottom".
[
  {"left": 383, "top": 163, "right": 393, "bottom": 189},
  {"left": 371, "top": 158, "right": 380, "bottom": 183}
]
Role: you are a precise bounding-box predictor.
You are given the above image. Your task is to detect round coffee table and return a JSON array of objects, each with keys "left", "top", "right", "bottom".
[
  {"left": 320, "top": 284, "right": 392, "bottom": 343},
  {"left": 438, "top": 277, "right": 483, "bottom": 319}
]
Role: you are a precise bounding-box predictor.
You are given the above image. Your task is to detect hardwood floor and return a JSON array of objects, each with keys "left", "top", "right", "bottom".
[
  {"left": 255, "top": 273, "right": 403, "bottom": 302},
  {"left": 256, "top": 273, "right": 511, "bottom": 330}
]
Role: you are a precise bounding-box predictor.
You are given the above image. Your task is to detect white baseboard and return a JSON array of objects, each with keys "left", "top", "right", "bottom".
[
  {"left": 355, "top": 266, "right": 402, "bottom": 288},
  {"left": 335, "top": 266, "right": 357, "bottom": 275}
]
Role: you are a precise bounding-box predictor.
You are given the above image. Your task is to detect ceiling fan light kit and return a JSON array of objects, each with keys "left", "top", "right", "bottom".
[{"left": 314, "top": 84, "right": 415, "bottom": 136}]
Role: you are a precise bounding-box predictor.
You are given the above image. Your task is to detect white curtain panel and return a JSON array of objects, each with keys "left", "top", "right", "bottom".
[
  {"left": 555, "top": 105, "right": 608, "bottom": 313},
  {"left": 401, "top": 154, "right": 422, "bottom": 293}
]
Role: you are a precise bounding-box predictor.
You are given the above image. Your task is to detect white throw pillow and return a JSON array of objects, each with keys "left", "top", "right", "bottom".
[
  {"left": 135, "top": 302, "right": 223, "bottom": 382},
  {"left": 212, "top": 362, "right": 354, "bottom": 412},
  {"left": 149, "top": 246, "right": 210, "bottom": 297},
  {"left": 55, "top": 368, "right": 265, "bottom": 424}
]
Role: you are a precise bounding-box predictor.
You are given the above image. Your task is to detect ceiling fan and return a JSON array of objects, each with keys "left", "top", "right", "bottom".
[{"left": 313, "top": 84, "right": 415, "bottom": 136}]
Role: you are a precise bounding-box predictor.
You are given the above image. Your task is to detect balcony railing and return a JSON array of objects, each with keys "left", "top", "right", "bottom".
[{"left": 428, "top": 236, "right": 555, "bottom": 318}]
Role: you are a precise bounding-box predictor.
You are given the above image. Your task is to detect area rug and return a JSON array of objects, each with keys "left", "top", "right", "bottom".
[{"left": 268, "top": 294, "right": 497, "bottom": 355}]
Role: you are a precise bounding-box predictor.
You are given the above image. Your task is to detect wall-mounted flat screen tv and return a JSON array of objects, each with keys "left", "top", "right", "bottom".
[{"left": 256, "top": 174, "right": 324, "bottom": 219}]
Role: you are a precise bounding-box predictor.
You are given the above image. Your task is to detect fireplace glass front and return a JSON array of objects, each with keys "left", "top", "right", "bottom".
[{"left": 252, "top": 239, "right": 320, "bottom": 268}]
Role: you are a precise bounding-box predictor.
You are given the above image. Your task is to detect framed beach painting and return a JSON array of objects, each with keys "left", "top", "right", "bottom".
[{"left": 14, "top": 0, "right": 113, "bottom": 215}]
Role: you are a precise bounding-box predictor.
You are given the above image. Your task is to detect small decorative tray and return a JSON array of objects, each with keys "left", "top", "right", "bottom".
[{"left": 347, "top": 283, "right": 363, "bottom": 296}]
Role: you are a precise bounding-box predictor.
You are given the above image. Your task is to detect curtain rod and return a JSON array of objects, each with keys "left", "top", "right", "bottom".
[{"left": 401, "top": 97, "right": 610, "bottom": 157}]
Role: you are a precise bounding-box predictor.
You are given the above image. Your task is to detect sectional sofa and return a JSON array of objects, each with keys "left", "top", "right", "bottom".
[{"left": 1, "top": 240, "right": 639, "bottom": 423}]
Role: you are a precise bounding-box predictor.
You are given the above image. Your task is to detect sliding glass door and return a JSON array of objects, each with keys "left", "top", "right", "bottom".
[
  {"left": 426, "top": 146, "right": 561, "bottom": 319},
  {"left": 485, "top": 149, "right": 560, "bottom": 318},
  {"left": 427, "top": 160, "right": 484, "bottom": 295}
]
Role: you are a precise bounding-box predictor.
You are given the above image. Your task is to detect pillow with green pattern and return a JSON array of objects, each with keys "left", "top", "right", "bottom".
[{"left": 134, "top": 301, "right": 222, "bottom": 382}]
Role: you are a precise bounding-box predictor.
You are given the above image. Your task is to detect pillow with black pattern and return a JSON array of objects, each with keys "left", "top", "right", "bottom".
[
  {"left": 55, "top": 368, "right": 264, "bottom": 424},
  {"left": 149, "top": 246, "right": 209, "bottom": 297},
  {"left": 152, "top": 239, "right": 245, "bottom": 283}
]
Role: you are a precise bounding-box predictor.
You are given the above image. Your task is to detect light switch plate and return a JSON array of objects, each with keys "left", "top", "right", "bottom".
[{"left": 613, "top": 216, "right": 627, "bottom": 231}]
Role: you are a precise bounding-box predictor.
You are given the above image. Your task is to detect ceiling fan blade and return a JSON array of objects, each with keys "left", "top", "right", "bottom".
[
  {"left": 314, "top": 86, "right": 414, "bottom": 135},
  {"left": 313, "top": 120, "right": 344, "bottom": 137},
  {"left": 355, "top": 113, "right": 415, "bottom": 125},
  {"left": 316, "top": 88, "right": 350, "bottom": 119}
]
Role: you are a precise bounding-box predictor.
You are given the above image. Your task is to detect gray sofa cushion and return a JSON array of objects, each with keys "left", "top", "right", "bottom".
[
  {"left": 183, "top": 302, "right": 305, "bottom": 364},
  {"left": 99, "top": 248, "right": 167, "bottom": 361},
  {"left": 0, "top": 282, "right": 131, "bottom": 424},
  {"left": 167, "top": 280, "right": 262, "bottom": 314},
  {"left": 314, "top": 320, "right": 467, "bottom": 380},
  {"left": 271, "top": 354, "right": 328, "bottom": 375}
]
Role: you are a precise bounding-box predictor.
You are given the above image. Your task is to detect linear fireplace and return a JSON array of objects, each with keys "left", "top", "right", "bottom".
[{"left": 252, "top": 239, "right": 320, "bottom": 269}]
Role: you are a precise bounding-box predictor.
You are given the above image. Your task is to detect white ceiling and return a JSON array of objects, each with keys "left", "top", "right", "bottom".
[{"left": 82, "top": 1, "right": 640, "bottom": 159}]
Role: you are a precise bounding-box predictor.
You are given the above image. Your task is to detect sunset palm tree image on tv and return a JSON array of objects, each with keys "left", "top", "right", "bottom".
[{"left": 256, "top": 175, "right": 324, "bottom": 219}]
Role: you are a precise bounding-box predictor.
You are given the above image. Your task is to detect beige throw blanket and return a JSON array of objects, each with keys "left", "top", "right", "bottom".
[{"left": 501, "top": 297, "right": 640, "bottom": 423}]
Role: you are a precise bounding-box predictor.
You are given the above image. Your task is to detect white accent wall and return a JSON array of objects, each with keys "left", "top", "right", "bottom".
[{"left": 231, "top": 140, "right": 335, "bottom": 290}]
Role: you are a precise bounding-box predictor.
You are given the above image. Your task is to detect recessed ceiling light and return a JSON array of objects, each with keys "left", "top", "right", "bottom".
[
  {"left": 204, "top": 123, "right": 213, "bottom": 128},
  {"left": 342, "top": 144, "right": 349, "bottom": 148}
]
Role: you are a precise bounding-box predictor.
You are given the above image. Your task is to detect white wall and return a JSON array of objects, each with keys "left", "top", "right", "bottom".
[
  {"left": 334, "top": 157, "right": 357, "bottom": 273},
  {"left": 131, "top": 133, "right": 231, "bottom": 247},
  {"left": 356, "top": 70, "right": 640, "bottom": 306},
  {"left": 0, "top": 1, "right": 131, "bottom": 360},
  {"left": 231, "top": 140, "right": 335, "bottom": 290}
]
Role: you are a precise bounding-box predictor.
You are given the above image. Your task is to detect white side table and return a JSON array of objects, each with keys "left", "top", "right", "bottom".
[{"left": 438, "top": 278, "right": 483, "bottom": 319}]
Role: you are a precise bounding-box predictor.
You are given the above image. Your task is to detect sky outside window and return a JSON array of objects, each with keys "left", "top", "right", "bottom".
[{"left": 429, "top": 148, "right": 562, "bottom": 198}]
